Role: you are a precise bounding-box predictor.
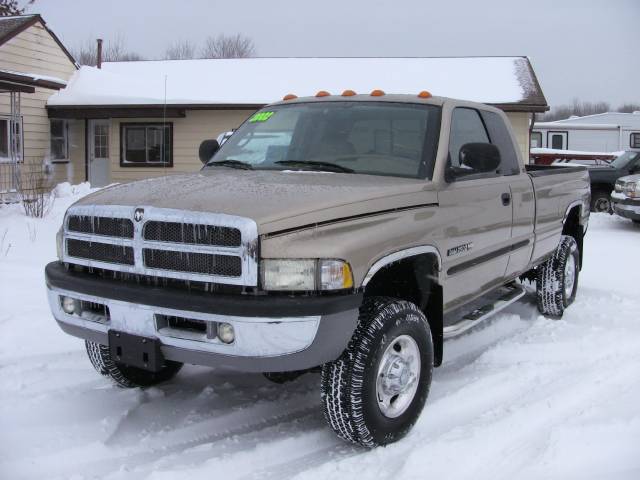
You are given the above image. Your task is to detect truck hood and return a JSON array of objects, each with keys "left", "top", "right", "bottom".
[{"left": 75, "top": 170, "right": 438, "bottom": 234}]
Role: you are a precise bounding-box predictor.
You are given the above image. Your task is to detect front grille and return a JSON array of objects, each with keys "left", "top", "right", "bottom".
[
  {"left": 143, "top": 249, "right": 242, "bottom": 277},
  {"left": 68, "top": 216, "right": 134, "bottom": 238},
  {"left": 67, "top": 239, "right": 135, "bottom": 265},
  {"left": 143, "top": 221, "right": 241, "bottom": 247}
]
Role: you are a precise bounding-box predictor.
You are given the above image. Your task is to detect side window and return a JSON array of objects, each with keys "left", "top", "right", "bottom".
[
  {"left": 448, "top": 108, "right": 490, "bottom": 168},
  {"left": 630, "top": 132, "right": 640, "bottom": 149},
  {"left": 531, "top": 131, "right": 542, "bottom": 148},
  {"left": 480, "top": 110, "right": 520, "bottom": 176}
]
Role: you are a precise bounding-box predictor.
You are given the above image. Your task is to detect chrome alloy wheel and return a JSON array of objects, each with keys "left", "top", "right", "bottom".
[
  {"left": 376, "top": 334, "right": 421, "bottom": 418},
  {"left": 564, "top": 252, "right": 576, "bottom": 299}
]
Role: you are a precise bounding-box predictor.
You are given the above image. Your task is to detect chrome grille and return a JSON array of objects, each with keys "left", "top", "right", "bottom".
[
  {"left": 67, "top": 239, "right": 134, "bottom": 265},
  {"left": 143, "top": 221, "right": 241, "bottom": 247},
  {"left": 62, "top": 205, "right": 258, "bottom": 286},
  {"left": 143, "top": 249, "right": 242, "bottom": 276},
  {"left": 68, "top": 215, "right": 134, "bottom": 238}
]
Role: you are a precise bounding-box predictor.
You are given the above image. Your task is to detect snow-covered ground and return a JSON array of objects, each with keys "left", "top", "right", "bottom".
[{"left": 1, "top": 186, "right": 639, "bottom": 480}]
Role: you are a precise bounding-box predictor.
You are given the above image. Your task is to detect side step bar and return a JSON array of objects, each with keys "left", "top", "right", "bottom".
[{"left": 443, "top": 284, "right": 526, "bottom": 339}]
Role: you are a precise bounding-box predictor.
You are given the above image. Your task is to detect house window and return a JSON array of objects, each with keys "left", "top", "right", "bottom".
[
  {"left": 93, "top": 123, "right": 109, "bottom": 158},
  {"left": 0, "top": 117, "right": 23, "bottom": 162},
  {"left": 120, "top": 123, "right": 172, "bottom": 167},
  {"left": 631, "top": 133, "right": 640, "bottom": 149},
  {"left": 50, "top": 119, "right": 68, "bottom": 161},
  {"left": 531, "top": 131, "right": 542, "bottom": 148}
]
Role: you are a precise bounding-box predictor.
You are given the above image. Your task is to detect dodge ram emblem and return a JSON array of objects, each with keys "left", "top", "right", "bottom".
[{"left": 134, "top": 208, "right": 144, "bottom": 222}]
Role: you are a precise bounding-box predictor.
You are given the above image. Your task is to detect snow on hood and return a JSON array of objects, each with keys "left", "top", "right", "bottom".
[
  {"left": 73, "top": 169, "right": 437, "bottom": 234},
  {"left": 47, "top": 57, "right": 532, "bottom": 107}
]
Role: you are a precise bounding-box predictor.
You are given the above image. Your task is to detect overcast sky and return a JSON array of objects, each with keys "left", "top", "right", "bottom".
[{"left": 28, "top": 0, "right": 639, "bottom": 108}]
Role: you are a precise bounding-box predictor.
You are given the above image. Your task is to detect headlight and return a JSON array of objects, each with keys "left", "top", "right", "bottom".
[
  {"left": 56, "top": 226, "right": 64, "bottom": 261},
  {"left": 261, "top": 259, "right": 354, "bottom": 291},
  {"left": 623, "top": 182, "right": 639, "bottom": 198}
]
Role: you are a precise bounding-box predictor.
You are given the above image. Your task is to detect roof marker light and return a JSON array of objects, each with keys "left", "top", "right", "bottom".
[
  {"left": 282, "top": 94, "right": 297, "bottom": 101},
  {"left": 316, "top": 90, "right": 331, "bottom": 97},
  {"left": 341, "top": 89, "right": 357, "bottom": 96},
  {"left": 370, "top": 89, "right": 385, "bottom": 97},
  {"left": 418, "top": 90, "right": 432, "bottom": 99}
]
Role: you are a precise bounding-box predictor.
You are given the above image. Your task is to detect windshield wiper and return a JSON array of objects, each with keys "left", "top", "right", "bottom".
[
  {"left": 207, "top": 159, "right": 254, "bottom": 170},
  {"left": 275, "top": 160, "right": 354, "bottom": 173}
]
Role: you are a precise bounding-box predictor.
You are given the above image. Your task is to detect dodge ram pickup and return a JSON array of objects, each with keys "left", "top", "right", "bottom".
[{"left": 46, "top": 92, "right": 590, "bottom": 447}]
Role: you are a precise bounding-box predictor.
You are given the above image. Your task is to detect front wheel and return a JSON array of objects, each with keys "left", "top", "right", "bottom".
[
  {"left": 536, "top": 235, "right": 580, "bottom": 317},
  {"left": 591, "top": 191, "right": 611, "bottom": 213},
  {"left": 321, "top": 298, "right": 433, "bottom": 447}
]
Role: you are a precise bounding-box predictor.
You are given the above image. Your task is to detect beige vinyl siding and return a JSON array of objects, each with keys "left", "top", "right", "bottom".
[
  {"left": 108, "top": 109, "right": 255, "bottom": 183},
  {"left": 0, "top": 21, "right": 78, "bottom": 189},
  {"left": 505, "top": 112, "right": 531, "bottom": 164}
]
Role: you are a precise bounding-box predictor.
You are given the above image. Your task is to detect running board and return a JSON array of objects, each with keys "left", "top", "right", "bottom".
[{"left": 443, "top": 284, "right": 526, "bottom": 339}]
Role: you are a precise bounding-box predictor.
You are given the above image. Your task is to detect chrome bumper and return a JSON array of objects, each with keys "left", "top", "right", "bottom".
[{"left": 46, "top": 284, "right": 360, "bottom": 373}]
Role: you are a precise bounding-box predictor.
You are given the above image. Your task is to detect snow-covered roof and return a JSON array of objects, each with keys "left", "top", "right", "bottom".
[
  {"left": 47, "top": 56, "right": 547, "bottom": 112},
  {"left": 547, "top": 112, "right": 640, "bottom": 128},
  {"left": 0, "top": 68, "right": 67, "bottom": 91}
]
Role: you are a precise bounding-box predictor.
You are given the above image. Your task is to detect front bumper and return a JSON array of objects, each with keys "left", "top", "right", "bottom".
[
  {"left": 45, "top": 262, "right": 361, "bottom": 372},
  {"left": 611, "top": 194, "right": 640, "bottom": 221}
]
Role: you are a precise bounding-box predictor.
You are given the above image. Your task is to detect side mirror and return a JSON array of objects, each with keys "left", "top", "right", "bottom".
[
  {"left": 199, "top": 139, "right": 220, "bottom": 164},
  {"left": 459, "top": 142, "right": 501, "bottom": 173},
  {"left": 630, "top": 164, "right": 640, "bottom": 175}
]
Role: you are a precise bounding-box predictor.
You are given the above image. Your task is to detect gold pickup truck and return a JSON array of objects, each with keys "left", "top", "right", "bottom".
[{"left": 45, "top": 93, "right": 590, "bottom": 447}]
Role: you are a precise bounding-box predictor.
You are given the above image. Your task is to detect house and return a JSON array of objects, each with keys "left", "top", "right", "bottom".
[
  {"left": 532, "top": 112, "right": 640, "bottom": 153},
  {"left": 46, "top": 56, "right": 548, "bottom": 187},
  {"left": 0, "top": 14, "right": 77, "bottom": 201}
]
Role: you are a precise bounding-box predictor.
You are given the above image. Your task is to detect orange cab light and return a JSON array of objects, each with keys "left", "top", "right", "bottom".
[
  {"left": 341, "top": 89, "right": 357, "bottom": 97},
  {"left": 282, "top": 93, "right": 298, "bottom": 101},
  {"left": 370, "top": 89, "right": 385, "bottom": 97},
  {"left": 418, "top": 90, "right": 432, "bottom": 99},
  {"left": 316, "top": 90, "right": 331, "bottom": 97}
]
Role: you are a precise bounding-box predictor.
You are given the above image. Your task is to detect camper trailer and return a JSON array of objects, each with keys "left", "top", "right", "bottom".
[{"left": 532, "top": 112, "right": 640, "bottom": 153}]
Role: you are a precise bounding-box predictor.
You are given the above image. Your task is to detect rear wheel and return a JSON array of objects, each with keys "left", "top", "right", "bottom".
[
  {"left": 536, "top": 235, "right": 580, "bottom": 317},
  {"left": 85, "top": 341, "right": 183, "bottom": 388},
  {"left": 321, "top": 297, "right": 433, "bottom": 447},
  {"left": 590, "top": 191, "right": 611, "bottom": 213}
]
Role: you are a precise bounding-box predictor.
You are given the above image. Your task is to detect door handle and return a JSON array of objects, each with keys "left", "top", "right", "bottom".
[{"left": 501, "top": 192, "right": 511, "bottom": 206}]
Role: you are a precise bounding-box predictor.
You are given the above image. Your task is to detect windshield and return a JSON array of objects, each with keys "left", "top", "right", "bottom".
[
  {"left": 610, "top": 151, "right": 639, "bottom": 169},
  {"left": 205, "top": 102, "right": 441, "bottom": 179}
]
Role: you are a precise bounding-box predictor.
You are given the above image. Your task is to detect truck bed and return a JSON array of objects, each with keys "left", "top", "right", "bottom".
[{"left": 525, "top": 164, "right": 587, "bottom": 177}]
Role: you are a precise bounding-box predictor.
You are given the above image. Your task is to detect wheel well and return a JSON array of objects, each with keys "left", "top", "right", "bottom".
[
  {"left": 562, "top": 206, "right": 583, "bottom": 268},
  {"left": 363, "top": 253, "right": 443, "bottom": 366}
]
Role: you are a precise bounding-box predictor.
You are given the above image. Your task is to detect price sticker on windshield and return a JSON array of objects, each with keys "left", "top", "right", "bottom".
[{"left": 249, "top": 111, "right": 275, "bottom": 123}]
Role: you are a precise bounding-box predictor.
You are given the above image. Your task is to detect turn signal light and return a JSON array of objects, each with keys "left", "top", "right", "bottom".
[
  {"left": 316, "top": 90, "right": 331, "bottom": 97},
  {"left": 341, "top": 89, "right": 357, "bottom": 96},
  {"left": 418, "top": 90, "right": 432, "bottom": 98},
  {"left": 370, "top": 89, "right": 385, "bottom": 96},
  {"left": 282, "top": 93, "right": 297, "bottom": 101}
]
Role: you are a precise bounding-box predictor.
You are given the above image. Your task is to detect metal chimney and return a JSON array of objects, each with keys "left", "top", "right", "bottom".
[{"left": 96, "top": 39, "right": 103, "bottom": 69}]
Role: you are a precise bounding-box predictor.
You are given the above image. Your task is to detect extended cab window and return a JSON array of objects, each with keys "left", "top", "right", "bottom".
[{"left": 207, "top": 102, "right": 441, "bottom": 179}]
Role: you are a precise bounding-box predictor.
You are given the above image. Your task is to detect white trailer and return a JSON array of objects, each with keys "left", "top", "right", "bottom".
[{"left": 532, "top": 112, "right": 640, "bottom": 152}]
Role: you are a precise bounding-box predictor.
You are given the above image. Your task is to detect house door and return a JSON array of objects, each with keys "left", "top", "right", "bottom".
[
  {"left": 548, "top": 131, "right": 568, "bottom": 150},
  {"left": 88, "top": 119, "right": 110, "bottom": 187}
]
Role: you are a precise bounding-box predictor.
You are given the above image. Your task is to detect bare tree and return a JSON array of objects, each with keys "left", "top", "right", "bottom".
[
  {"left": 71, "top": 34, "right": 143, "bottom": 66},
  {"left": 617, "top": 103, "right": 640, "bottom": 113},
  {"left": 201, "top": 33, "right": 255, "bottom": 59},
  {"left": 0, "top": 0, "right": 35, "bottom": 16},
  {"left": 164, "top": 40, "right": 196, "bottom": 60}
]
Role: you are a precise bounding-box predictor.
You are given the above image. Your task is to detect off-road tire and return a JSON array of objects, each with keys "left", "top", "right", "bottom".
[
  {"left": 536, "top": 235, "right": 580, "bottom": 317},
  {"left": 590, "top": 191, "right": 612, "bottom": 213},
  {"left": 320, "top": 297, "right": 433, "bottom": 448},
  {"left": 85, "top": 340, "right": 183, "bottom": 388}
]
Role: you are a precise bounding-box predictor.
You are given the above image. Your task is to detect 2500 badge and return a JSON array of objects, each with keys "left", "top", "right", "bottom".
[{"left": 447, "top": 242, "right": 474, "bottom": 257}]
